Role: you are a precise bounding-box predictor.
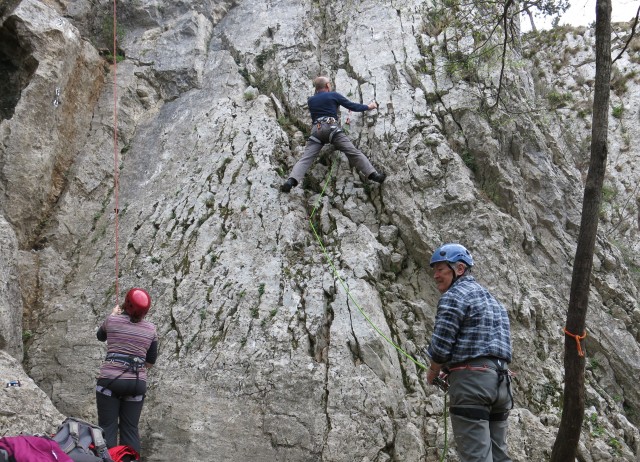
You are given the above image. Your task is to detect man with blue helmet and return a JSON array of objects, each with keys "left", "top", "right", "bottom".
[{"left": 424, "top": 243, "right": 513, "bottom": 462}]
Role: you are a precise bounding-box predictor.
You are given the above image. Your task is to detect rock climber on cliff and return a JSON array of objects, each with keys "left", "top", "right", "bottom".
[
  {"left": 423, "top": 243, "right": 513, "bottom": 462},
  {"left": 96, "top": 288, "right": 158, "bottom": 460},
  {"left": 281, "top": 76, "right": 386, "bottom": 192}
]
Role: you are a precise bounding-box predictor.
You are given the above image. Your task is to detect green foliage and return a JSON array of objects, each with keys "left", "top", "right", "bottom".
[
  {"left": 415, "top": 58, "right": 431, "bottom": 74},
  {"left": 540, "top": 382, "right": 558, "bottom": 405},
  {"left": 445, "top": 51, "right": 477, "bottom": 82},
  {"left": 461, "top": 149, "right": 477, "bottom": 172},
  {"left": 589, "top": 412, "right": 605, "bottom": 437},
  {"left": 546, "top": 90, "right": 573, "bottom": 108},
  {"left": 601, "top": 184, "right": 617, "bottom": 203},
  {"left": 104, "top": 53, "right": 125, "bottom": 63},
  {"left": 530, "top": 0, "right": 570, "bottom": 18},
  {"left": 277, "top": 116, "right": 291, "bottom": 127},
  {"left": 363, "top": 181, "right": 371, "bottom": 195},
  {"left": 480, "top": 178, "right": 501, "bottom": 204},
  {"left": 576, "top": 108, "right": 589, "bottom": 119},
  {"left": 255, "top": 48, "right": 276, "bottom": 70},
  {"left": 611, "top": 69, "right": 637, "bottom": 96},
  {"left": 99, "top": 15, "right": 125, "bottom": 60},
  {"left": 611, "top": 104, "right": 624, "bottom": 119},
  {"left": 622, "top": 401, "right": 637, "bottom": 421},
  {"left": 22, "top": 330, "right": 33, "bottom": 342},
  {"left": 243, "top": 91, "right": 256, "bottom": 101},
  {"left": 422, "top": 0, "right": 571, "bottom": 107},
  {"left": 608, "top": 438, "right": 622, "bottom": 456}
]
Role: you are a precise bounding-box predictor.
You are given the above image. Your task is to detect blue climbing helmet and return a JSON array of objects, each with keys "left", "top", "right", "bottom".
[{"left": 430, "top": 243, "right": 474, "bottom": 268}]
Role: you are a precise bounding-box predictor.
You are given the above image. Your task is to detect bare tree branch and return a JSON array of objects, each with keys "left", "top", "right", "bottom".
[
  {"left": 491, "top": 0, "right": 514, "bottom": 108},
  {"left": 612, "top": 5, "right": 640, "bottom": 64}
]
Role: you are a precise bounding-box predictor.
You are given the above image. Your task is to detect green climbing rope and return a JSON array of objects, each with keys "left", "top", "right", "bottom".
[{"left": 307, "top": 155, "right": 448, "bottom": 461}]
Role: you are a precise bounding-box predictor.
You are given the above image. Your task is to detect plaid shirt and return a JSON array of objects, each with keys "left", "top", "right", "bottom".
[{"left": 425, "top": 275, "right": 512, "bottom": 365}]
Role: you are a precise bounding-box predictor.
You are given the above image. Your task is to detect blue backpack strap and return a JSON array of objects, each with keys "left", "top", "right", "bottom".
[
  {"left": 69, "top": 420, "right": 79, "bottom": 444},
  {"left": 89, "top": 426, "right": 112, "bottom": 461}
]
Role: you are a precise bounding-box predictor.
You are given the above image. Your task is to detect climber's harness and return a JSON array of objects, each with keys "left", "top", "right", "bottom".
[
  {"left": 104, "top": 352, "right": 145, "bottom": 371},
  {"left": 445, "top": 356, "right": 514, "bottom": 418},
  {"left": 96, "top": 353, "right": 146, "bottom": 401},
  {"left": 309, "top": 116, "right": 342, "bottom": 144},
  {"left": 313, "top": 116, "right": 337, "bottom": 125}
]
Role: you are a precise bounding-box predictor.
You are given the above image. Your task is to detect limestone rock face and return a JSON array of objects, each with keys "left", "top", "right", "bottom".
[
  {"left": 0, "top": 216, "right": 22, "bottom": 360},
  {"left": 0, "top": 1, "right": 639, "bottom": 461},
  {"left": 0, "top": 350, "right": 65, "bottom": 435},
  {"left": 0, "top": 0, "right": 104, "bottom": 247}
]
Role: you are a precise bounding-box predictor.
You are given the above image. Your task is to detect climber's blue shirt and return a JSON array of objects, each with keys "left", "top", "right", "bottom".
[
  {"left": 425, "top": 275, "right": 512, "bottom": 366},
  {"left": 307, "top": 91, "right": 369, "bottom": 123}
]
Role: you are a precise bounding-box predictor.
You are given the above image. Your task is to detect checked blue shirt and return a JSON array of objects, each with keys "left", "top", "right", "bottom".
[{"left": 425, "top": 275, "right": 512, "bottom": 366}]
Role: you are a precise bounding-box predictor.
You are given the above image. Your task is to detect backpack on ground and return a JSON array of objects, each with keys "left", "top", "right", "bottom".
[
  {"left": 0, "top": 435, "right": 73, "bottom": 462},
  {"left": 52, "top": 417, "right": 114, "bottom": 462}
]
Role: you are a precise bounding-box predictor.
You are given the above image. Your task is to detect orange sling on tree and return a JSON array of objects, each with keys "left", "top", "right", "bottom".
[{"left": 563, "top": 328, "right": 587, "bottom": 357}]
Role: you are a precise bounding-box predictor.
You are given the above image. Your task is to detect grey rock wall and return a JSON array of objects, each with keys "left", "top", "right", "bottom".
[
  {"left": 0, "top": 216, "right": 22, "bottom": 360},
  {"left": 0, "top": 350, "right": 66, "bottom": 435},
  {"left": 0, "top": 0, "right": 639, "bottom": 460}
]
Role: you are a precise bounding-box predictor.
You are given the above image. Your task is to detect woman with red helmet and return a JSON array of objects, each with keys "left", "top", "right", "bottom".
[{"left": 96, "top": 288, "right": 158, "bottom": 459}]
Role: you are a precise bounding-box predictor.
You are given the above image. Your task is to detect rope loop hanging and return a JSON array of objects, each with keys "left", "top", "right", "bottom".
[{"left": 563, "top": 327, "right": 587, "bottom": 357}]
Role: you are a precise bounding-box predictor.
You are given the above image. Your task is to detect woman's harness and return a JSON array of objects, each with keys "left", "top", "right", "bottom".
[{"left": 96, "top": 353, "right": 146, "bottom": 401}]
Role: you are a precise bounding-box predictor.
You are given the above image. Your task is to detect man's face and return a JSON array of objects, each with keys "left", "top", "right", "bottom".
[{"left": 432, "top": 261, "right": 456, "bottom": 293}]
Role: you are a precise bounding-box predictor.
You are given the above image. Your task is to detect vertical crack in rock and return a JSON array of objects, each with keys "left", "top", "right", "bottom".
[
  {"left": 344, "top": 283, "right": 364, "bottom": 366},
  {"left": 379, "top": 292, "right": 415, "bottom": 394},
  {"left": 169, "top": 280, "right": 184, "bottom": 356},
  {"left": 321, "top": 325, "right": 333, "bottom": 458},
  {"left": 314, "top": 287, "right": 335, "bottom": 363}
]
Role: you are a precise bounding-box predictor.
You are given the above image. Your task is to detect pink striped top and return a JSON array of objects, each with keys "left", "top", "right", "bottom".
[{"left": 97, "top": 314, "right": 158, "bottom": 381}]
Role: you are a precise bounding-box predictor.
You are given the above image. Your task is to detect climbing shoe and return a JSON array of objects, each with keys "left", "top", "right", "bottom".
[
  {"left": 281, "top": 177, "right": 298, "bottom": 193},
  {"left": 368, "top": 172, "right": 386, "bottom": 184}
]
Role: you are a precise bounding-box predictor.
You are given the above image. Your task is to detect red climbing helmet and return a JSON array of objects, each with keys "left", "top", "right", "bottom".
[{"left": 122, "top": 288, "right": 151, "bottom": 320}]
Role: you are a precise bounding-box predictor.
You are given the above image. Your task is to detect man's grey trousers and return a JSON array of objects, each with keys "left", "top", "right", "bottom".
[
  {"left": 289, "top": 121, "right": 376, "bottom": 183},
  {"left": 447, "top": 358, "right": 513, "bottom": 462}
]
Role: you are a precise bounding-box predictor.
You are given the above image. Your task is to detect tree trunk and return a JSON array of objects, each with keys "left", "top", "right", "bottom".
[
  {"left": 525, "top": 8, "right": 537, "bottom": 32},
  {"left": 550, "top": 1, "right": 611, "bottom": 460}
]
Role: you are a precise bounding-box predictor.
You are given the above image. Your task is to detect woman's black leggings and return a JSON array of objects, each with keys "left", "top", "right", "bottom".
[{"left": 96, "top": 378, "right": 147, "bottom": 453}]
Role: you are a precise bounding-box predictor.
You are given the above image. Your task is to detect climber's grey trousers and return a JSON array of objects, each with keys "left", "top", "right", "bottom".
[
  {"left": 447, "top": 359, "right": 513, "bottom": 462},
  {"left": 289, "top": 122, "right": 376, "bottom": 183}
]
